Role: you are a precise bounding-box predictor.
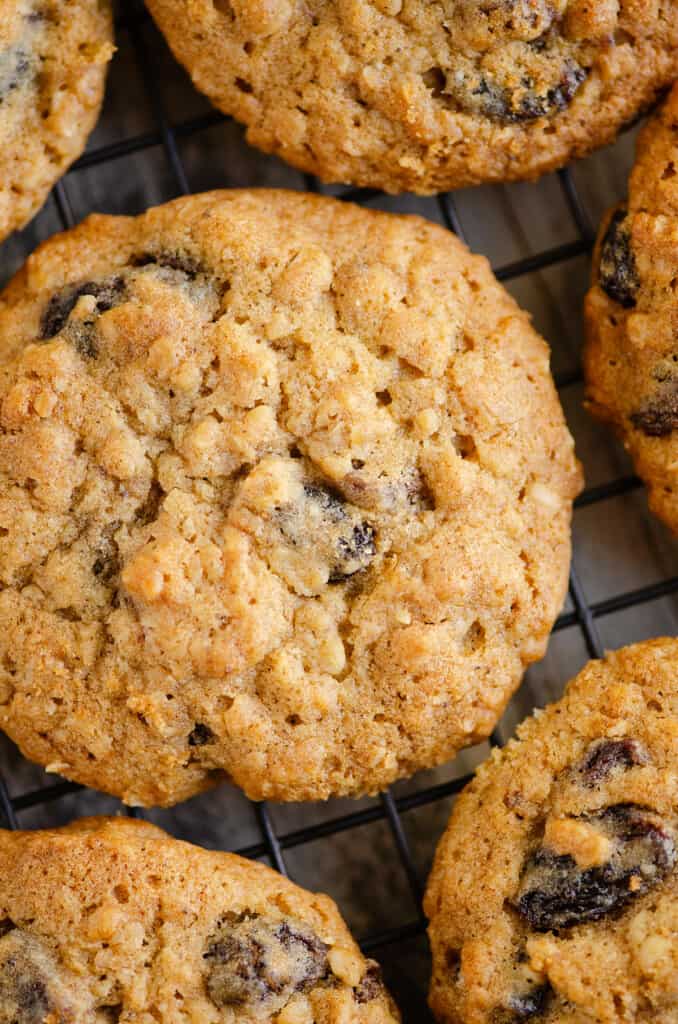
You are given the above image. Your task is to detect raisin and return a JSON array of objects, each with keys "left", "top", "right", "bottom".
[
  {"left": 302, "top": 483, "right": 348, "bottom": 522},
  {"left": 40, "top": 277, "right": 126, "bottom": 340},
  {"left": 449, "top": 57, "right": 587, "bottom": 124},
  {"left": 493, "top": 982, "right": 551, "bottom": 1021},
  {"left": 188, "top": 723, "right": 214, "bottom": 747},
  {"left": 101, "top": 1005, "right": 123, "bottom": 1022},
  {"left": 579, "top": 739, "right": 649, "bottom": 787},
  {"left": 69, "top": 322, "right": 100, "bottom": 360},
  {"left": 515, "top": 805, "right": 675, "bottom": 931},
  {"left": 407, "top": 467, "right": 436, "bottom": 510},
  {"left": 204, "top": 913, "right": 330, "bottom": 1013},
  {"left": 15, "top": 979, "right": 48, "bottom": 1021},
  {"left": 598, "top": 209, "right": 639, "bottom": 308},
  {"left": 506, "top": 984, "right": 551, "bottom": 1019},
  {"left": 277, "top": 482, "right": 376, "bottom": 584},
  {"left": 529, "top": 31, "right": 550, "bottom": 54},
  {"left": 467, "top": 77, "right": 513, "bottom": 121},
  {"left": 0, "top": 48, "right": 31, "bottom": 104},
  {"left": 214, "top": 0, "right": 234, "bottom": 18},
  {"left": 354, "top": 961, "right": 384, "bottom": 1004},
  {"left": 518, "top": 62, "right": 587, "bottom": 120},
  {"left": 134, "top": 481, "right": 164, "bottom": 526},
  {"left": 92, "top": 529, "right": 121, "bottom": 583},
  {"left": 422, "top": 66, "right": 446, "bottom": 98},
  {"left": 0, "top": 932, "right": 55, "bottom": 1024},
  {"left": 630, "top": 380, "right": 678, "bottom": 437},
  {"left": 92, "top": 554, "right": 119, "bottom": 582},
  {"left": 330, "top": 522, "right": 377, "bottom": 583},
  {"left": 341, "top": 465, "right": 429, "bottom": 513}
]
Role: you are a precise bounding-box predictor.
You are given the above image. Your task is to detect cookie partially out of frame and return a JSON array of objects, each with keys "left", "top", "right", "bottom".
[
  {"left": 0, "top": 816, "right": 399, "bottom": 1022},
  {"left": 585, "top": 82, "right": 678, "bottom": 534},
  {"left": 425, "top": 638, "right": 678, "bottom": 1024},
  {"left": 0, "top": 0, "right": 114, "bottom": 243},
  {"left": 145, "top": 0, "right": 678, "bottom": 194},
  {"left": 0, "top": 189, "right": 580, "bottom": 806}
]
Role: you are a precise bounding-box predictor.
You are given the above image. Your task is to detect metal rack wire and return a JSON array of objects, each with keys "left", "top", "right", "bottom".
[{"left": 1, "top": 5, "right": 677, "bottom": 1021}]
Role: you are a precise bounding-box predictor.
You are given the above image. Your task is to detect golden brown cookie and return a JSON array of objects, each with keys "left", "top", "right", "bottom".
[
  {"left": 425, "top": 638, "right": 678, "bottom": 1024},
  {"left": 584, "top": 82, "right": 678, "bottom": 534},
  {"left": 0, "top": 816, "right": 399, "bottom": 1022},
  {"left": 0, "top": 189, "right": 580, "bottom": 806},
  {"left": 144, "top": 0, "right": 678, "bottom": 194},
  {"left": 0, "top": 0, "right": 114, "bottom": 243}
]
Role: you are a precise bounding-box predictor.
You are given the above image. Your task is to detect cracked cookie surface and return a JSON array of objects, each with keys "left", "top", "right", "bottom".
[
  {"left": 144, "top": 0, "right": 678, "bottom": 193},
  {"left": 0, "top": 189, "right": 580, "bottom": 806},
  {"left": 0, "top": 0, "right": 113, "bottom": 243},
  {"left": 425, "top": 638, "right": 678, "bottom": 1024},
  {"left": 0, "top": 816, "right": 399, "bottom": 1023},
  {"left": 585, "top": 82, "right": 678, "bottom": 534}
]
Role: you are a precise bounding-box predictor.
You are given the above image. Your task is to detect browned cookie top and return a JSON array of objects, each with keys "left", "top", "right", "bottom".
[
  {"left": 145, "top": 0, "right": 677, "bottom": 193},
  {"left": 425, "top": 638, "right": 678, "bottom": 1023},
  {"left": 585, "top": 82, "right": 678, "bottom": 534},
  {"left": 0, "top": 189, "right": 579, "bottom": 806},
  {"left": 0, "top": 0, "right": 113, "bottom": 243},
  {"left": 0, "top": 817, "right": 399, "bottom": 1022}
]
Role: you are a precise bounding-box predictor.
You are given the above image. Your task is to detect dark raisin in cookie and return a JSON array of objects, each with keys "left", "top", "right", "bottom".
[
  {"left": 205, "top": 913, "right": 331, "bottom": 1012},
  {"left": 425, "top": 638, "right": 678, "bottom": 1024},
  {"left": 597, "top": 208, "right": 639, "bottom": 310}
]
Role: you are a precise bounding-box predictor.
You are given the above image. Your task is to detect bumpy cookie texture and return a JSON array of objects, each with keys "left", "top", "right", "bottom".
[
  {"left": 0, "top": 189, "right": 580, "bottom": 806},
  {"left": 0, "top": 817, "right": 399, "bottom": 1022},
  {"left": 584, "top": 82, "right": 678, "bottom": 534},
  {"left": 425, "top": 638, "right": 678, "bottom": 1024},
  {"left": 0, "top": 0, "right": 113, "bottom": 243},
  {"left": 144, "top": 1, "right": 678, "bottom": 193}
]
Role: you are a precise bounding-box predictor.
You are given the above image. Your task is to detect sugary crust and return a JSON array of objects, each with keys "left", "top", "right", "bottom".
[
  {"left": 145, "top": 0, "right": 678, "bottom": 193},
  {"left": 0, "top": 189, "right": 580, "bottom": 806},
  {"left": 0, "top": 0, "right": 114, "bottom": 242},
  {"left": 0, "top": 816, "right": 399, "bottom": 1022},
  {"left": 584, "top": 82, "right": 678, "bottom": 533},
  {"left": 425, "top": 638, "right": 678, "bottom": 1024}
]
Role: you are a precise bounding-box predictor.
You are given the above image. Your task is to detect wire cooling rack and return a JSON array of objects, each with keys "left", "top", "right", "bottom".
[{"left": 2, "top": 5, "right": 678, "bottom": 1020}]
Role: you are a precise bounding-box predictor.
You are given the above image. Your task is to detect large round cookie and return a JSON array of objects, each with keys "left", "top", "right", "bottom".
[
  {"left": 0, "top": 189, "right": 581, "bottom": 806},
  {"left": 144, "top": 1, "right": 678, "bottom": 194},
  {"left": 425, "top": 638, "right": 678, "bottom": 1023},
  {"left": 0, "top": 0, "right": 113, "bottom": 244},
  {"left": 585, "top": 82, "right": 678, "bottom": 534},
  {"left": 0, "top": 816, "right": 399, "bottom": 1022}
]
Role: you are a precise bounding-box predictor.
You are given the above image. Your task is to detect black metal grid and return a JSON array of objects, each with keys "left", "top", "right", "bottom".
[{"left": 0, "top": 5, "right": 677, "bottom": 1020}]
